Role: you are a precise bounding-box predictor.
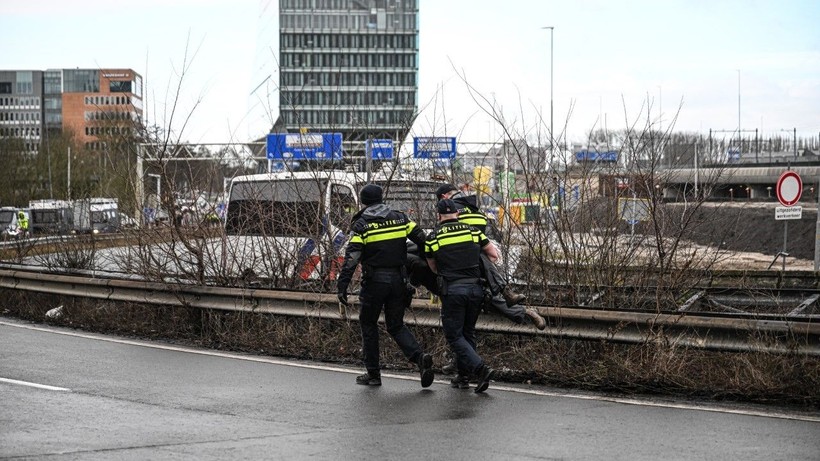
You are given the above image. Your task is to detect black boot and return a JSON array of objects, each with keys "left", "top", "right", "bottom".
[
  {"left": 450, "top": 374, "right": 470, "bottom": 389},
  {"left": 474, "top": 365, "right": 494, "bottom": 394},
  {"left": 356, "top": 370, "right": 382, "bottom": 386},
  {"left": 418, "top": 353, "right": 435, "bottom": 388}
]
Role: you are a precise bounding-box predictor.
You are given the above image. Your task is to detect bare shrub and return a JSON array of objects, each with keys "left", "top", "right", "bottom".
[
  {"left": 0, "top": 237, "right": 37, "bottom": 264},
  {"left": 440, "top": 70, "right": 737, "bottom": 313},
  {"left": 34, "top": 235, "right": 97, "bottom": 271}
]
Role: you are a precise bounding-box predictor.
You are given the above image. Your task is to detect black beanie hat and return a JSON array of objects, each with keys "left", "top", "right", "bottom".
[
  {"left": 360, "top": 184, "right": 383, "bottom": 206},
  {"left": 437, "top": 198, "right": 458, "bottom": 214},
  {"left": 434, "top": 183, "right": 458, "bottom": 199}
]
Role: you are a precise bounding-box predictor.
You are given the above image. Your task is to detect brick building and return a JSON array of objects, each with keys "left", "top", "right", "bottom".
[{"left": 0, "top": 68, "right": 143, "bottom": 152}]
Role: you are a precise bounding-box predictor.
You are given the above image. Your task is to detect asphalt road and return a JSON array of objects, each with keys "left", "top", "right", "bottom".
[{"left": 1, "top": 318, "right": 818, "bottom": 460}]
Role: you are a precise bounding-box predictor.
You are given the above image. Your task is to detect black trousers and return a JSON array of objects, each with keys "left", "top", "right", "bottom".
[
  {"left": 358, "top": 270, "right": 423, "bottom": 372},
  {"left": 441, "top": 282, "right": 486, "bottom": 375}
]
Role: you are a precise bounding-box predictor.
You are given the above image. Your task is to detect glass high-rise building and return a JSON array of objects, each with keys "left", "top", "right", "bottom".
[{"left": 278, "top": 0, "right": 419, "bottom": 152}]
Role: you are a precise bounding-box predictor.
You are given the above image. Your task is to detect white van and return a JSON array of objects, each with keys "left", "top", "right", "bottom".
[
  {"left": 73, "top": 198, "right": 120, "bottom": 234},
  {"left": 29, "top": 199, "right": 73, "bottom": 235},
  {"left": 221, "top": 170, "right": 439, "bottom": 287}
]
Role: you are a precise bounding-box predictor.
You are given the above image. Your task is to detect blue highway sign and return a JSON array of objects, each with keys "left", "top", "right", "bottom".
[
  {"left": 413, "top": 136, "right": 456, "bottom": 159},
  {"left": 367, "top": 139, "right": 394, "bottom": 159},
  {"left": 267, "top": 133, "right": 343, "bottom": 160}
]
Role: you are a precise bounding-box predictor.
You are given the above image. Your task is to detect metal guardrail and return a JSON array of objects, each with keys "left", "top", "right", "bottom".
[{"left": 1, "top": 267, "right": 818, "bottom": 356}]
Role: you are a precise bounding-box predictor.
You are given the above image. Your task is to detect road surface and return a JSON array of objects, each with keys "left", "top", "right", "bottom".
[{"left": 1, "top": 318, "right": 817, "bottom": 460}]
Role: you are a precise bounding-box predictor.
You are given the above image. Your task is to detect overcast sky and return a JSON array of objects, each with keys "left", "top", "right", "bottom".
[{"left": 2, "top": 0, "right": 819, "bottom": 146}]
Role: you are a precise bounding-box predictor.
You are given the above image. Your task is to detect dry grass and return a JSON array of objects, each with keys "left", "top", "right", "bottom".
[{"left": 3, "top": 289, "right": 818, "bottom": 408}]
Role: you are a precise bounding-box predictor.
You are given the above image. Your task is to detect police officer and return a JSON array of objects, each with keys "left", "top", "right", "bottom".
[
  {"left": 425, "top": 198, "right": 497, "bottom": 393},
  {"left": 337, "top": 184, "right": 434, "bottom": 387},
  {"left": 434, "top": 184, "right": 545, "bottom": 330},
  {"left": 17, "top": 211, "right": 29, "bottom": 237}
]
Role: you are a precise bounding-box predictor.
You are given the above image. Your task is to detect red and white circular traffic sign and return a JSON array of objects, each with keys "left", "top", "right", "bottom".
[{"left": 775, "top": 170, "right": 802, "bottom": 207}]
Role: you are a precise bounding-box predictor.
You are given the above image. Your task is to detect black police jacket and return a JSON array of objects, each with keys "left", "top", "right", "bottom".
[{"left": 337, "top": 203, "right": 426, "bottom": 294}]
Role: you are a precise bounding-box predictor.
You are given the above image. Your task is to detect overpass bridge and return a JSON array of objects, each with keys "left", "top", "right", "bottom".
[{"left": 661, "top": 164, "right": 820, "bottom": 201}]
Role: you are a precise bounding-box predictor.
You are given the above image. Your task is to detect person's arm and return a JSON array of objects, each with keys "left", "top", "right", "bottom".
[
  {"left": 424, "top": 235, "right": 438, "bottom": 274},
  {"left": 478, "top": 230, "right": 499, "bottom": 263},
  {"left": 337, "top": 223, "right": 365, "bottom": 303},
  {"left": 426, "top": 258, "right": 438, "bottom": 274},
  {"left": 406, "top": 219, "right": 427, "bottom": 248}
]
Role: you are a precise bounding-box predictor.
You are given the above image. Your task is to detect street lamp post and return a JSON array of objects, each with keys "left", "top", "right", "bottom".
[
  {"left": 658, "top": 85, "right": 662, "bottom": 132},
  {"left": 737, "top": 69, "right": 741, "bottom": 143},
  {"left": 67, "top": 147, "right": 71, "bottom": 202},
  {"left": 542, "top": 26, "right": 554, "bottom": 163},
  {"left": 779, "top": 128, "right": 798, "bottom": 160}
]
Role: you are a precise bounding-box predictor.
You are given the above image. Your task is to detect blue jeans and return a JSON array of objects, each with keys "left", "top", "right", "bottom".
[
  {"left": 440, "top": 282, "right": 485, "bottom": 375},
  {"left": 359, "top": 271, "right": 422, "bottom": 372}
]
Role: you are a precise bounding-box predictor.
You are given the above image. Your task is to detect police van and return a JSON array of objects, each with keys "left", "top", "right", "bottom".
[
  {"left": 72, "top": 198, "right": 120, "bottom": 234},
  {"left": 29, "top": 199, "right": 73, "bottom": 235}
]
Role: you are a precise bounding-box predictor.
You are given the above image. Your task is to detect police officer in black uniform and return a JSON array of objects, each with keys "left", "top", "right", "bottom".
[
  {"left": 425, "top": 198, "right": 497, "bottom": 393},
  {"left": 434, "top": 184, "right": 546, "bottom": 330},
  {"left": 337, "top": 184, "right": 435, "bottom": 387}
]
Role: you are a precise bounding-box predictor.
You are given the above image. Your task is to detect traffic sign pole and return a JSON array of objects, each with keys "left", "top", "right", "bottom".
[
  {"left": 783, "top": 221, "right": 788, "bottom": 271},
  {"left": 774, "top": 169, "right": 803, "bottom": 271}
]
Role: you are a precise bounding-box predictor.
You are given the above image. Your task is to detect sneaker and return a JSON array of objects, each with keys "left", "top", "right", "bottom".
[
  {"left": 525, "top": 308, "right": 547, "bottom": 330},
  {"left": 502, "top": 286, "right": 527, "bottom": 306},
  {"left": 418, "top": 353, "right": 435, "bottom": 388},
  {"left": 450, "top": 375, "right": 470, "bottom": 389},
  {"left": 356, "top": 372, "right": 382, "bottom": 386},
  {"left": 474, "top": 365, "right": 494, "bottom": 393}
]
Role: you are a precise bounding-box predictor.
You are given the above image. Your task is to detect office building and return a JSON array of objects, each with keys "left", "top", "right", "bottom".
[
  {"left": 278, "top": 0, "right": 419, "bottom": 152},
  {"left": 0, "top": 68, "right": 143, "bottom": 152},
  {"left": 0, "top": 70, "right": 43, "bottom": 153}
]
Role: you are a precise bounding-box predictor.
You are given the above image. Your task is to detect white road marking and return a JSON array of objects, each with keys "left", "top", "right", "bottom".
[
  {"left": 0, "top": 377, "right": 71, "bottom": 392},
  {"left": 2, "top": 320, "right": 818, "bottom": 422}
]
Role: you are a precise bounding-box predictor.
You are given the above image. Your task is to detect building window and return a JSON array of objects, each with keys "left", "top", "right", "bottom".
[
  {"left": 63, "top": 69, "right": 100, "bottom": 93},
  {"left": 110, "top": 81, "right": 132, "bottom": 93},
  {"left": 44, "top": 71, "right": 61, "bottom": 94},
  {"left": 15, "top": 71, "right": 33, "bottom": 94}
]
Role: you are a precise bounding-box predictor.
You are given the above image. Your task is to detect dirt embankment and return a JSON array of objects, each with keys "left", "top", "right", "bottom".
[{"left": 677, "top": 203, "right": 817, "bottom": 262}]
